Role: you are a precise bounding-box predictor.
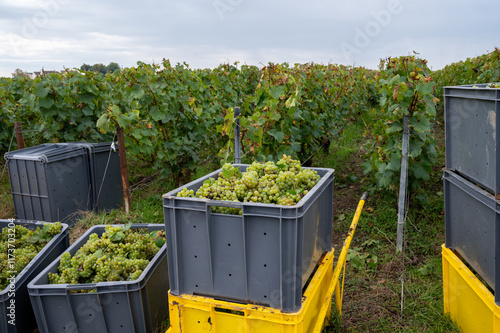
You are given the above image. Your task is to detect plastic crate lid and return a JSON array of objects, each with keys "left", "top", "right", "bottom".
[{"left": 4, "top": 143, "right": 87, "bottom": 163}]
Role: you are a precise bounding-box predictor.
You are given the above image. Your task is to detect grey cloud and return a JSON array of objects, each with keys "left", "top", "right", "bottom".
[{"left": 0, "top": 0, "right": 499, "bottom": 76}]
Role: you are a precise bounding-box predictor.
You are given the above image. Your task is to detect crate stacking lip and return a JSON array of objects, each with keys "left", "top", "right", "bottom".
[
  {"left": 163, "top": 164, "right": 334, "bottom": 312},
  {"left": 444, "top": 169, "right": 500, "bottom": 302},
  {"left": 0, "top": 219, "right": 69, "bottom": 333},
  {"left": 27, "top": 224, "right": 169, "bottom": 333},
  {"left": 444, "top": 83, "right": 500, "bottom": 195}
]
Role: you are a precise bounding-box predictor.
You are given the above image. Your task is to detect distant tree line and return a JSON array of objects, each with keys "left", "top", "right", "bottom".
[
  {"left": 10, "top": 62, "right": 122, "bottom": 78},
  {"left": 12, "top": 68, "right": 31, "bottom": 78},
  {"left": 80, "top": 62, "right": 121, "bottom": 74}
]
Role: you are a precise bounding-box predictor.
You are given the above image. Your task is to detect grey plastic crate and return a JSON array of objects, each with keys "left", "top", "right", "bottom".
[
  {"left": 444, "top": 83, "right": 500, "bottom": 194},
  {"left": 61, "top": 142, "right": 123, "bottom": 212},
  {"left": 5, "top": 142, "right": 123, "bottom": 225},
  {"left": 89, "top": 143, "right": 123, "bottom": 212},
  {"left": 0, "top": 219, "right": 69, "bottom": 333},
  {"left": 163, "top": 165, "right": 334, "bottom": 312},
  {"left": 5, "top": 144, "right": 92, "bottom": 225},
  {"left": 444, "top": 169, "right": 500, "bottom": 303},
  {"left": 28, "top": 224, "right": 169, "bottom": 333}
]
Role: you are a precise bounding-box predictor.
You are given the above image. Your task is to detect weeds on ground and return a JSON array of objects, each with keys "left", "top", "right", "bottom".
[
  {"left": 0, "top": 162, "right": 14, "bottom": 219},
  {"left": 316, "top": 116, "right": 459, "bottom": 332}
]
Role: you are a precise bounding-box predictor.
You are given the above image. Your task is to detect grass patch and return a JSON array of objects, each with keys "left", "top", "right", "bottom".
[{"left": 311, "top": 115, "right": 459, "bottom": 332}]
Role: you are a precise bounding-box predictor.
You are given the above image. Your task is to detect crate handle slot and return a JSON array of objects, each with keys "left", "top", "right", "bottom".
[{"left": 214, "top": 307, "right": 244, "bottom": 316}]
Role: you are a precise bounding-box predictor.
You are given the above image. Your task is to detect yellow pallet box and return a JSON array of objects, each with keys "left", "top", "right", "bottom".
[
  {"left": 442, "top": 245, "right": 500, "bottom": 332},
  {"left": 167, "top": 250, "right": 336, "bottom": 333}
]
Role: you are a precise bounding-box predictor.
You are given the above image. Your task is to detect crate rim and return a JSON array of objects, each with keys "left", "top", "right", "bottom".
[
  {"left": 444, "top": 169, "right": 500, "bottom": 212},
  {"left": 444, "top": 83, "right": 500, "bottom": 90},
  {"left": 4, "top": 143, "right": 88, "bottom": 163},
  {"left": 162, "top": 164, "right": 335, "bottom": 210}
]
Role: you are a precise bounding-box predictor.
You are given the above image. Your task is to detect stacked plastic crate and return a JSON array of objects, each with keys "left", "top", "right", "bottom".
[
  {"left": 4, "top": 142, "right": 122, "bottom": 226},
  {"left": 443, "top": 83, "right": 500, "bottom": 332},
  {"left": 162, "top": 164, "right": 335, "bottom": 332}
]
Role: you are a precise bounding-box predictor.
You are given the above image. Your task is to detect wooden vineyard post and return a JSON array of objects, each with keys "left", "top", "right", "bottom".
[
  {"left": 14, "top": 122, "right": 25, "bottom": 149},
  {"left": 116, "top": 126, "right": 131, "bottom": 214}
]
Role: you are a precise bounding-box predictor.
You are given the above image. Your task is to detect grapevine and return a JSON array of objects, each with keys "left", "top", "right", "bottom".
[
  {"left": 1, "top": 61, "right": 375, "bottom": 186},
  {"left": 0, "top": 222, "right": 63, "bottom": 290},
  {"left": 176, "top": 155, "right": 320, "bottom": 214},
  {"left": 363, "top": 55, "right": 437, "bottom": 196},
  {"left": 432, "top": 48, "right": 500, "bottom": 112},
  {"left": 48, "top": 224, "right": 165, "bottom": 288}
]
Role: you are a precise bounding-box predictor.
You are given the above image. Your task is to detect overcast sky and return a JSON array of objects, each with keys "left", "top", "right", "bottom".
[{"left": 0, "top": 0, "right": 498, "bottom": 77}]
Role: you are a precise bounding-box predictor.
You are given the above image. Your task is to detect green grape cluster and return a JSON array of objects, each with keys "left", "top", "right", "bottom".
[
  {"left": 241, "top": 171, "right": 259, "bottom": 188},
  {"left": 176, "top": 155, "right": 321, "bottom": 215},
  {"left": 46, "top": 223, "right": 63, "bottom": 235},
  {"left": 177, "top": 188, "right": 194, "bottom": 197},
  {"left": 0, "top": 222, "right": 63, "bottom": 290},
  {"left": 48, "top": 225, "right": 164, "bottom": 289}
]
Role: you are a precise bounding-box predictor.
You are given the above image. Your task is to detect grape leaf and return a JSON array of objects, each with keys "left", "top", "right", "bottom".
[
  {"left": 268, "top": 130, "right": 285, "bottom": 143},
  {"left": 110, "top": 231, "right": 125, "bottom": 242},
  {"left": 416, "top": 82, "right": 434, "bottom": 95},
  {"left": 96, "top": 114, "right": 110, "bottom": 133},
  {"left": 153, "top": 237, "right": 165, "bottom": 248},
  {"left": 39, "top": 97, "right": 54, "bottom": 109},
  {"left": 413, "top": 164, "right": 430, "bottom": 180},
  {"left": 269, "top": 86, "right": 285, "bottom": 99},
  {"left": 130, "top": 85, "right": 145, "bottom": 99}
]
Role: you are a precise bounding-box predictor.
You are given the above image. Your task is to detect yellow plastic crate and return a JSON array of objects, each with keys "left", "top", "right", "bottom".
[
  {"left": 442, "top": 245, "right": 500, "bottom": 332},
  {"left": 167, "top": 250, "right": 335, "bottom": 333}
]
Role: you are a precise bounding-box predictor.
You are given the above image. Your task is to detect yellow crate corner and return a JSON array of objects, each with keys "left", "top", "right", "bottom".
[{"left": 442, "top": 245, "right": 500, "bottom": 332}]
